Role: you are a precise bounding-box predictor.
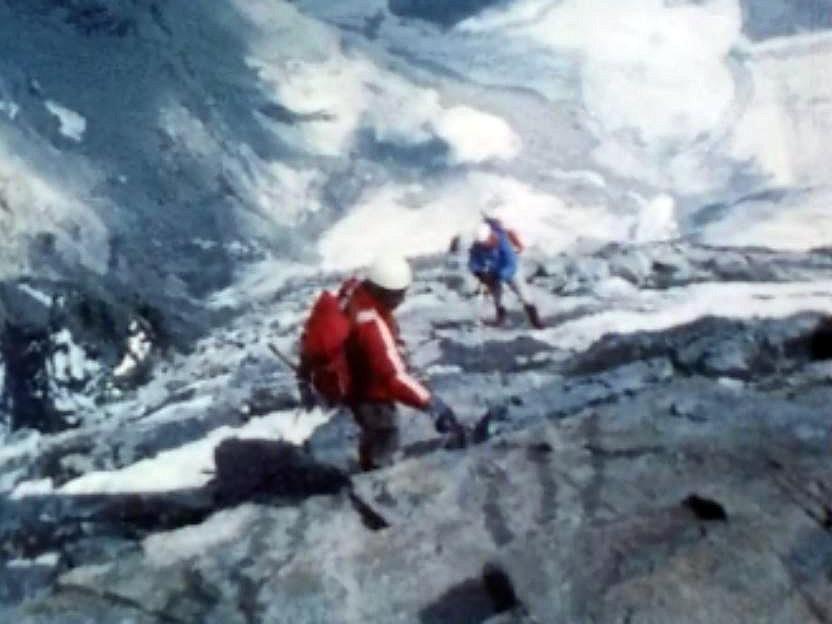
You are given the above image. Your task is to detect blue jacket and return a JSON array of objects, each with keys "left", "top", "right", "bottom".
[{"left": 467, "top": 219, "right": 518, "bottom": 282}]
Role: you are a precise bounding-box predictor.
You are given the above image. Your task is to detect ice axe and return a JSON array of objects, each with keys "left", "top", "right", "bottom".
[
  {"left": 268, "top": 343, "right": 299, "bottom": 372},
  {"left": 268, "top": 343, "right": 319, "bottom": 412}
]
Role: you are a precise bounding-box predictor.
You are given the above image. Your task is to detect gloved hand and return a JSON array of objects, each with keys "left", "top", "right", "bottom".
[
  {"left": 427, "top": 396, "right": 457, "bottom": 433},
  {"left": 427, "top": 397, "right": 467, "bottom": 449}
]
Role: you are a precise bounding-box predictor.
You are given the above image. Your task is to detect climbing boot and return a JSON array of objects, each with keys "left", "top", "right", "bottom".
[
  {"left": 524, "top": 304, "right": 544, "bottom": 329},
  {"left": 489, "top": 305, "right": 507, "bottom": 327}
]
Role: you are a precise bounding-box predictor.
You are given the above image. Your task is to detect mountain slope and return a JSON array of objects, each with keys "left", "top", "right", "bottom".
[
  {"left": 0, "top": 2, "right": 831, "bottom": 621},
  {"left": 0, "top": 241, "right": 830, "bottom": 622}
]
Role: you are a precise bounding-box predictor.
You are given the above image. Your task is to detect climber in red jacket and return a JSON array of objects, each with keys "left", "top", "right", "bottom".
[{"left": 300, "top": 254, "right": 463, "bottom": 471}]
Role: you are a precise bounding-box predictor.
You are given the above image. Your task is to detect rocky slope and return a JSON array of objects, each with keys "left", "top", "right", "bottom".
[
  {"left": 1, "top": 1, "right": 831, "bottom": 621},
  {"left": 0, "top": 240, "right": 830, "bottom": 623}
]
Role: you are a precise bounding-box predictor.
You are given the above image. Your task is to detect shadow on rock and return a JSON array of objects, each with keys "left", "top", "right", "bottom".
[
  {"left": 682, "top": 494, "right": 729, "bottom": 522},
  {"left": 419, "top": 563, "right": 522, "bottom": 624},
  {"left": 809, "top": 316, "right": 832, "bottom": 361},
  {"left": 0, "top": 439, "right": 351, "bottom": 572},
  {"left": 0, "top": 321, "right": 71, "bottom": 433},
  {"left": 210, "top": 437, "right": 351, "bottom": 506},
  {"left": 388, "top": 0, "right": 506, "bottom": 27}
]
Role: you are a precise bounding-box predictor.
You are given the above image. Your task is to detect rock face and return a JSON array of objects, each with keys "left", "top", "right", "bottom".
[
  {"left": 9, "top": 375, "right": 831, "bottom": 624},
  {"left": 2, "top": 0, "right": 830, "bottom": 618},
  {"left": 1, "top": 241, "right": 831, "bottom": 623},
  {"left": 0, "top": 277, "right": 208, "bottom": 434}
]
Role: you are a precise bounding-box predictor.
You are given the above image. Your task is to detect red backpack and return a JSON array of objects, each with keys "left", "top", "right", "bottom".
[{"left": 299, "top": 290, "right": 353, "bottom": 404}]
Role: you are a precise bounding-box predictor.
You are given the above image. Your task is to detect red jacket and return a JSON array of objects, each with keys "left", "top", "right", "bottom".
[{"left": 339, "top": 279, "right": 431, "bottom": 409}]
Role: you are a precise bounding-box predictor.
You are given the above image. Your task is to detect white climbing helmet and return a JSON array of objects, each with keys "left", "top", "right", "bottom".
[
  {"left": 366, "top": 254, "right": 412, "bottom": 291},
  {"left": 475, "top": 222, "right": 492, "bottom": 244}
]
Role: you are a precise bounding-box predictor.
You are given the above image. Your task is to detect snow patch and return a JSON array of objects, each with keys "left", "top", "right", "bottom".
[
  {"left": 207, "top": 259, "right": 318, "bottom": 309},
  {"left": 631, "top": 194, "right": 679, "bottom": 243},
  {"left": 0, "top": 100, "right": 19, "bottom": 120},
  {"left": 191, "top": 238, "right": 219, "bottom": 251},
  {"left": 318, "top": 182, "right": 475, "bottom": 270},
  {"left": 433, "top": 106, "right": 521, "bottom": 164},
  {"left": 55, "top": 409, "right": 329, "bottom": 495},
  {"left": 593, "top": 276, "right": 639, "bottom": 300},
  {"left": 245, "top": 7, "right": 376, "bottom": 157},
  {"left": 0, "top": 150, "right": 110, "bottom": 276},
  {"left": 730, "top": 34, "right": 832, "bottom": 188},
  {"left": 139, "top": 394, "right": 215, "bottom": 427},
  {"left": 7, "top": 552, "right": 60, "bottom": 568},
  {"left": 548, "top": 168, "right": 608, "bottom": 188},
  {"left": 464, "top": 0, "right": 741, "bottom": 140},
  {"left": 0, "top": 430, "right": 42, "bottom": 466},
  {"left": 17, "top": 284, "right": 53, "bottom": 307},
  {"left": 698, "top": 189, "right": 832, "bottom": 252},
  {"left": 318, "top": 173, "right": 625, "bottom": 270},
  {"left": 50, "top": 328, "right": 100, "bottom": 384},
  {"left": 246, "top": 4, "right": 520, "bottom": 167},
  {"left": 10, "top": 478, "right": 54, "bottom": 500},
  {"left": 254, "top": 163, "right": 322, "bottom": 224},
  {"left": 461, "top": 0, "right": 743, "bottom": 190},
  {"left": 44, "top": 100, "right": 86, "bottom": 142},
  {"left": 113, "top": 321, "right": 153, "bottom": 379},
  {"left": 425, "top": 364, "right": 463, "bottom": 376}
]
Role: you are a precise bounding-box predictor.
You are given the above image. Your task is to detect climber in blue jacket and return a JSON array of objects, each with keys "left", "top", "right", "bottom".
[{"left": 468, "top": 217, "right": 544, "bottom": 329}]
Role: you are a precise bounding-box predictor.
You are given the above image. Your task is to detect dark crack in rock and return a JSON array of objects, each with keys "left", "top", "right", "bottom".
[
  {"left": 809, "top": 316, "right": 832, "bottom": 361},
  {"left": 482, "top": 563, "right": 520, "bottom": 614},
  {"left": 418, "top": 576, "right": 501, "bottom": 624},
  {"left": 683, "top": 494, "right": 729, "bottom": 522},
  {"left": 388, "top": 0, "right": 507, "bottom": 27}
]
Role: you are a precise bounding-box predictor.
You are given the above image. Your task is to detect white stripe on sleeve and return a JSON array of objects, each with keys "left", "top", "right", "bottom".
[{"left": 356, "top": 309, "right": 430, "bottom": 403}]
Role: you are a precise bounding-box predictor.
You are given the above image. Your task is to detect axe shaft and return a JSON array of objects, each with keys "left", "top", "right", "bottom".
[{"left": 269, "top": 343, "right": 299, "bottom": 372}]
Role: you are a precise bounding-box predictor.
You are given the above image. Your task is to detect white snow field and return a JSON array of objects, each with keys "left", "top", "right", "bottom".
[
  {"left": 292, "top": 0, "right": 831, "bottom": 264},
  {"left": 0, "top": 0, "right": 828, "bottom": 285}
]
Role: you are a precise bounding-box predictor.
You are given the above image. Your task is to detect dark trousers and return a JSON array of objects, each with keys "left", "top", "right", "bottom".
[
  {"left": 473, "top": 271, "right": 543, "bottom": 328},
  {"left": 474, "top": 272, "right": 530, "bottom": 309},
  {"left": 351, "top": 402, "right": 399, "bottom": 471}
]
